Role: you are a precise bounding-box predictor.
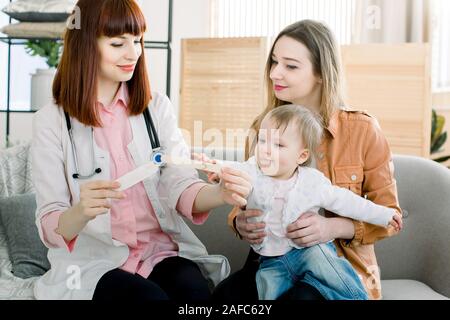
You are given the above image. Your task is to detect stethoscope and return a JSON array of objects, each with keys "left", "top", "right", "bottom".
[{"left": 64, "top": 108, "right": 164, "bottom": 179}]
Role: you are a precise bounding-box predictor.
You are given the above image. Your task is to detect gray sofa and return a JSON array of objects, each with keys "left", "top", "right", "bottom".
[
  {"left": 188, "top": 155, "right": 450, "bottom": 300},
  {"left": 1, "top": 144, "right": 449, "bottom": 299}
]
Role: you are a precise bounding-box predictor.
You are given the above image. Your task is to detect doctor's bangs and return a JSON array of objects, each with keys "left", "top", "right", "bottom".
[{"left": 98, "top": 0, "right": 147, "bottom": 37}]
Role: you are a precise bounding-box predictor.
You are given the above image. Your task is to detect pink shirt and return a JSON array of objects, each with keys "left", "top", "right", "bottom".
[{"left": 40, "top": 83, "right": 209, "bottom": 278}]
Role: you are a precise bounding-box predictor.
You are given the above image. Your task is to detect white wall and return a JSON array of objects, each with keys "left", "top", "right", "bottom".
[
  {"left": 1, "top": 0, "right": 210, "bottom": 147},
  {"left": 142, "top": 0, "right": 210, "bottom": 117},
  {"left": 170, "top": 0, "right": 210, "bottom": 116}
]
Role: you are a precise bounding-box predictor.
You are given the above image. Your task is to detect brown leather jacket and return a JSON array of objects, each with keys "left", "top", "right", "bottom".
[{"left": 228, "top": 109, "right": 402, "bottom": 300}]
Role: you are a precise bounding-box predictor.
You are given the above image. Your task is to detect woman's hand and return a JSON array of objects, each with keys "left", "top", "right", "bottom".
[
  {"left": 285, "top": 212, "right": 336, "bottom": 247},
  {"left": 219, "top": 167, "right": 252, "bottom": 208},
  {"left": 57, "top": 180, "right": 126, "bottom": 242},
  {"left": 75, "top": 180, "right": 126, "bottom": 222},
  {"left": 235, "top": 209, "right": 266, "bottom": 244},
  {"left": 191, "top": 152, "right": 220, "bottom": 183}
]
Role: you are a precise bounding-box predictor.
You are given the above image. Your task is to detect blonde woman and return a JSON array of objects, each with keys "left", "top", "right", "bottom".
[{"left": 212, "top": 20, "right": 402, "bottom": 301}]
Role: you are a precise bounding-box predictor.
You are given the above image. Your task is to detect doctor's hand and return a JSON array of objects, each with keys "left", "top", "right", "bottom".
[
  {"left": 191, "top": 152, "right": 220, "bottom": 183},
  {"left": 219, "top": 167, "right": 252, "bottom": 208},
  {"left": 75, "top": 180, "right": 126, "bottom": 222}
]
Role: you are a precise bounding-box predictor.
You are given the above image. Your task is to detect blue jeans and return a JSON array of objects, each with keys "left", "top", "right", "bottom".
[{"left": 256, "top": 243, "right": 369, "bottom": 300}]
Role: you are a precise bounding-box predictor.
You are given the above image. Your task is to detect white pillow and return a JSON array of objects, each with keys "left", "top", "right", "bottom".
[
  {"left": 2, "top": 0, "right": 77, "bottom": 22},
  {"left": 0, "top": 22, "right": 67, "bottom": 38},
  {"left": 0, "top": 142, "right": 34, "bottom": 197}
]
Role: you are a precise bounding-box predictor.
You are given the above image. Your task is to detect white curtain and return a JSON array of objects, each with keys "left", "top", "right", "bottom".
[
  {"left": 431, "top": 0, "right": 450, "bottom": 89},
  {"left": 352, "top": 0, "right": 430, "bottom": 43}
]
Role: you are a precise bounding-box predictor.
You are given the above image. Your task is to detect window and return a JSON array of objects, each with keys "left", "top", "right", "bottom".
[
  {"left": 431, "top": 0, "right": 450, "bottom": 90},
  {"left": 210, "top": 0, "right": 356, "bottom": 44},
  {"left": 211, "top": 0, "right": 449, "bottom": 91}
]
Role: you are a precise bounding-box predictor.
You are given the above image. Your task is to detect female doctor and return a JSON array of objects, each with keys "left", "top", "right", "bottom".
[{"left": 31, "top": 0, "right": 251, "bottom": 300}]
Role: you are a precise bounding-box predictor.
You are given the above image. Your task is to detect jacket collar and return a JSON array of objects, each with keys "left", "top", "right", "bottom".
[{"left": 325, "top": 110, "right": 339, "bottom": 139}]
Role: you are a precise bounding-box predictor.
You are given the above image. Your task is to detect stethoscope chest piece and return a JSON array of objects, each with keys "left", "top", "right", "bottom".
[
  {"left": 152, "top": 151, "right": 165, "bottom": 166},
  {"left": 66, "top": 107, "right": 161, "bottom": 179}
]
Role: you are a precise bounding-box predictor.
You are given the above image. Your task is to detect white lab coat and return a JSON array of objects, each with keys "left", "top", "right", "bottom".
[{"left": 31, "top": 92, "right": 230, "bottom": 300}]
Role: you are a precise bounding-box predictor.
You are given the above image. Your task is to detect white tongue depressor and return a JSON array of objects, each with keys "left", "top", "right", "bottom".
[
  {"left": 115, "top": 156, "right": 222, "bottom": 191},
  {"left": 115, "top": 162, "right": 160, "bottom": 191},
  {"left": 163, "top": 155, "right": 223, "bottom": 174}
]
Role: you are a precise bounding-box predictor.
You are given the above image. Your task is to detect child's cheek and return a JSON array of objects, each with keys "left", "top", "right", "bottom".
[{"left": 277, "top": 152, "right": 290, "bottom": 167}]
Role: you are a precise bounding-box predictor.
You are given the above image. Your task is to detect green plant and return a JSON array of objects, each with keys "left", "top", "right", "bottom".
[
  {"left": 431, "top": 109, "right": 448, "bottom": 157},
  {"left": 25, "top": 40, "right": 62, "bottom": 68}
]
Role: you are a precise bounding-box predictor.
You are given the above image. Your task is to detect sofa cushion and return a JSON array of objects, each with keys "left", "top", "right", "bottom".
[
  {"left": 381, "top": 280, "right": 449, "bottom": 300},
  {"left": 0, "top": 143, "right": 34, "bottom": 197},
  {"left": 0, "top": 193, "right": 50, "bottom": 279}
]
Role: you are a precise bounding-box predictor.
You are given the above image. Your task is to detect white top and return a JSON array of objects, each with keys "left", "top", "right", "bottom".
[
  {"left": 261, "top": 171, "right": 298, "bottom": 256},
  {"left": 225, "top": 157, "right": 396, "bottom": 256}
]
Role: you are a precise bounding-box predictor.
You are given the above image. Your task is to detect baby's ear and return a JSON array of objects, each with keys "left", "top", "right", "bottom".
[{"left": 297, "top": 149, "right": 310, "bottom": 165}]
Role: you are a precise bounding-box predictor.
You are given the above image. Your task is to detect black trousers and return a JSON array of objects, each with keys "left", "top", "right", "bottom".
[
  {"left": 92, "top": 256, "right": 211, "bottom": 301},
  {"left": 212, "top": 249, "right": 325, "bottom": 301}
]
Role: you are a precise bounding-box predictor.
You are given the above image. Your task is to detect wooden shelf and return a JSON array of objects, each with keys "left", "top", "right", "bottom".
[
  {"left": 0, "top": 110, "right": 36, "bottom": 113},
  {"left": 0, "top": 36, "right": 170, "bottom": 49}
]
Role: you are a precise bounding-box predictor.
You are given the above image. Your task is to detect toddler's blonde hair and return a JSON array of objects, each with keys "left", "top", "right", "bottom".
[{"left": 266, "top": 104, "right": 323, "bottom": 166}]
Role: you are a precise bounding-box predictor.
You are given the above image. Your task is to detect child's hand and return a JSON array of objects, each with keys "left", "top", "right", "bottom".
[
  {"left": 389, "top": 213, "right": 403, "bottom": 231},
  {"left": 219, "top": 167, "right": 252, "bottom": 208},
  {"left": 192, "top": 152, "right": 220, "bottom": 183}
]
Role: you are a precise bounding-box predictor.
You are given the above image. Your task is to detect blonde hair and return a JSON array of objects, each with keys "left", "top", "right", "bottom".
[
  {"left": 265, "top": 104, "right": 323, "bottom": 167},
  {"left": 246, "top": 20, "right": 345, "bottom": 159}
]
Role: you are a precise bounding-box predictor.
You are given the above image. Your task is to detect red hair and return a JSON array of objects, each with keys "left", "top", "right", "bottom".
[{"left": 53, "top": 0, "right": 151, "bottom": 126}]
